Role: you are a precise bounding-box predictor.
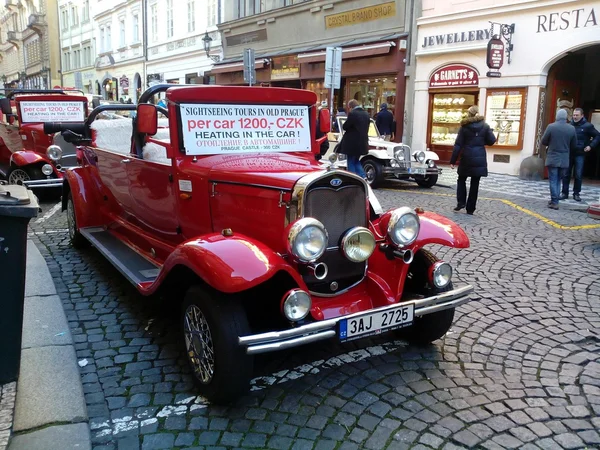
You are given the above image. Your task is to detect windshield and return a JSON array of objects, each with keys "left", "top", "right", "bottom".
[
  {"left": 337, "top": 117, "right": 381, "bottom": 138},
  {"left": 179, "top": 103, "right": 312, "bottom": 156}
]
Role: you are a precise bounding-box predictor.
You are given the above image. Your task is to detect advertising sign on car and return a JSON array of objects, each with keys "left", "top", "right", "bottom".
[
  {"left": 19, "top": 101, "right": 85, "bottom": 123},
  {"left": 180, "top": 103, "right": 312, "bottom": 155}
]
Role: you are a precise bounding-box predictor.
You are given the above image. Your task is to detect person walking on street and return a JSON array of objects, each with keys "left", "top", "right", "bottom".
[
  {"left": 542, "top": 109, "right": 577, "bottom": 210},
  {"left": 375, "top": 103, "right": 394, "bottom": 141},
  {"left": 561, "top": 107, "right": 600, "bottom": 202},
  {"left": 340, "top": 99, "right": 370, "bottom": 179},
  {"left": 449, "top": 105, "right": 496, "bottom": 215}
]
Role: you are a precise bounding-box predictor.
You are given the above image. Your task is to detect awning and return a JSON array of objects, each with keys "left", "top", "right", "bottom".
[
  {"left": 298, "top": 41, "right": 396, "bottom": 64},
  {"left": 210, "top": 59, "right": 270, "bottom": 74}
]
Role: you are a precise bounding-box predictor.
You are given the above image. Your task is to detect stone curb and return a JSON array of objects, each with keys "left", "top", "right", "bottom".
[{"left": 7, "top": 241, "right": 91, "bottom": 450}]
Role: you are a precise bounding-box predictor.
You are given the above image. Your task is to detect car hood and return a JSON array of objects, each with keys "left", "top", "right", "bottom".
[{"left": 207, "top": 153, "right": 323, "bottom": 190}]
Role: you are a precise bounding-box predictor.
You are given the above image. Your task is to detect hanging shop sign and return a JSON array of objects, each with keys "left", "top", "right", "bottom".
[
  {"left": 119, "top": 76, "right": 129, "bottom": 88},
  {"left": 429, "top": 64, "right": 479, "bottom": 88},
  {"left": 486, "top": 37, "right": 505, "bottom": 70},
  {"left": 271, "top": 56, "right": 300, "bottom": 80}
]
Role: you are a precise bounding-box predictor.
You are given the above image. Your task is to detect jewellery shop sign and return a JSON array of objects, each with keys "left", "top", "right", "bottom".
[{"left": 429, "top": 64, "right": 479, "bottom": 88}]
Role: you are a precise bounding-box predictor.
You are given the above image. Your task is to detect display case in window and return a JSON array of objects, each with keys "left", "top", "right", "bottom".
[
  {"left": 485, "top": 88, "right": 527, "bottom": 150},
  {"left": 428, "top": 92, "right": 477, "bottom": 161}
]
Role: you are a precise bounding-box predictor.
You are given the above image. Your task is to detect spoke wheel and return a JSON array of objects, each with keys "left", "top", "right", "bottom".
[
  {"left": 181, "top": 286, "right": 253, "bottom": 404},
  {"left": 67, "top": 191, "right": 89, "bottom": 248},
  {"left": 8, "top": 168, "right": 30, "bottom": 185},
  {"left": 361, "top": 158, "right": 383, "bottom": 188},
  {"left": 184, "top": 304, "right": 215, "bottom": 384}
]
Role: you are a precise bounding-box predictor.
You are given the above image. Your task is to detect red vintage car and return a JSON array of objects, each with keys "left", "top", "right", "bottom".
[
  {"left": 0, "top": 89, "right": 88, "bottom": 190},
  {"left": 56, "top": 84, "right": 474, "bottom": 403}
]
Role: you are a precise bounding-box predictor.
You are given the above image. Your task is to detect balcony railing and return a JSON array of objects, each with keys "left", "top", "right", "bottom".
[
  {"left": 7, "top": 31, "right": 19, "bottom": 42},
  {"left": 28, "top": 14, "right": 45, "bottom": 28}
]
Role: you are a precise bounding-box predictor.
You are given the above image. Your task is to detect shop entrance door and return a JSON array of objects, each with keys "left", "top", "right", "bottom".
[{"left": 546, "top": 46, "right": 600, "bottom": 179}]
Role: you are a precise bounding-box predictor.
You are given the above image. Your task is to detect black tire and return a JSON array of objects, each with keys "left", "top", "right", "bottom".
[
  {"left": 399, "top": 249, "right": 455, "bottom": 345},
  {"left": 416, "top": 173, "right": 438, "bottom": 188},
  {"left": 7, "top": 166, "right": 42, "bottom": 186},
  {"left": 182, "top": 286, "right": 254, "bottom": 404},
  {"left": 67, "top": 191, "right": 89, "bottom": 248},
  {"left": 361, "top": 158, "right": 384, "bottom": 188}
]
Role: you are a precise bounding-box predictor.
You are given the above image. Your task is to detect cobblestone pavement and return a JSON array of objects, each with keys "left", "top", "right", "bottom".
[
  {"left": 0, "top": 382, "right": 16, "bottom": 450},
  {"left": 27, "top": 177, "right": 600, "bottom": 450}
]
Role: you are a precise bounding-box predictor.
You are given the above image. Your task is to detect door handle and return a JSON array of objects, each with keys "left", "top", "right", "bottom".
[{"left": 121, "top": 159, "right": 131, "bottom": 164}]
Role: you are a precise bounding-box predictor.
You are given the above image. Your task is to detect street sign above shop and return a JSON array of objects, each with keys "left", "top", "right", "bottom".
[
  {"left": 486, "top": 37, "right": 505, "bottom": 70},
  {"left": 271, "top": 56, "right": 299, "bottom": 80},
  {"left": 324, "top": 46, "right": 342, "bottom": 89},
  {"left": 429, "top": 64, "right": 479, "bottom": 88}
]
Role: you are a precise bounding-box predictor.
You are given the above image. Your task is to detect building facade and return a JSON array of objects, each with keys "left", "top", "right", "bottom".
[
  {"left": 145, "top": 0, "right": 222, "bottom": 87},
  {"left": 0, "top": 0, "right": 60, "bottom": 90},
  {"left": 93, "top": 0, "right": 145, "bottom": 102},
  {"left": 213, "top": 0, "right": 414, "bottom": 139},
  {"left": 411, "top": 0, "right": 600, "bottom": 178},
  {"left": 58, "top": 0, "right": 95, "bottom": 92}
]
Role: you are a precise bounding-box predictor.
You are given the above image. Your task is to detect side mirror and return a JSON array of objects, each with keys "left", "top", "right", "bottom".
[
  {"left": 137, "top": 103, "right": 158, "bottom": 136},
  {"left": 0, "top": 98, "right": 12, "bottom": 115},
  {"left": 319, "top": 109, "right": 331, "bottom": 133}
]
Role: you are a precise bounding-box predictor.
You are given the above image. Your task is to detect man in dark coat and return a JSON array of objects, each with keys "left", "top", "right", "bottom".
[
  {"left": 340, "top": 99, "right": 370, "bottom": 178},
  {"left": 542, "top": 109, "right": 577, "bottom": 209},
  {"left": 375, "top": 103, "right": 394, "bottom": 141},
  {"left": 450, "top": 105, "right": 496, "bottom": 215},
  {"left": 561, "top": 107, "right": 600, "bottom": 202}
]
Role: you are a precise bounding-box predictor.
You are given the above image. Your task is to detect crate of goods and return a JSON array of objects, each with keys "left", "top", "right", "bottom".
[{"left": 588, "top": 203, "right": 600, "bottom": 220}]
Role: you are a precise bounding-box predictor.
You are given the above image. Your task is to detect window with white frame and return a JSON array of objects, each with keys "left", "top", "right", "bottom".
[
  {"left": 167, "top": 0, "right": 173, "bottom": 38},
  {"left": 151, "top": 4, "right": 158, "bottom": 42},
  {"left": 119, "top": 19, "right": 125, "bottom": 47},
  {"left": 83, "top": 0, "right": 90, "bottom": 21},
  {"left": 61, "top": 9, "right": 68, "bottom": 29},
  {"left": 188, "top": 0, "right": 195, "bottom": 33},
  {"left": 71, "top": 6, "right": 78, "bottom": 27},
  {"left": 100, "top": 28, "right": 105, "bottom": 52},
  {"left": 106, "top": 25, "right": 111, "bottom": 51},
  {"left": 208, "top": 0, "right": 217, "bottom": 26},
  {"left": 133, "top": 14, "right": 139, "bottom": 43}
]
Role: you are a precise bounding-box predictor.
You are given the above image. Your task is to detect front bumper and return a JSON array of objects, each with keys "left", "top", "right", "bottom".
[
  {"left": 239, "top": 284, "right": 474, "bottom": 355},
  {"left": 384, "top": 165, "right": 442, "bottom": 177},
  {"left": 23, "top": 164, "right": 76, "bottom": 189}
]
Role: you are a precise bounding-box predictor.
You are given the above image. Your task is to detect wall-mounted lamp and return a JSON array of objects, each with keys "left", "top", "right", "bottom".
[
  {"left": 202, "top": 31, "right": 221, "bottom": 63},
  {"left": 1, "top": 75, "right": 7, "bottom": 83}
]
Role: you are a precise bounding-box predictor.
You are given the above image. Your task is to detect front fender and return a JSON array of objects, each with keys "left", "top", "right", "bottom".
[
  {"left": 10, "top": 150, "right": 48, "bottom": 167},
  {"left": 62, "top": 167, "right": 104, "bottom": 228},
  {"left": 157, "top": 233, "right": 308, "bottom": 294},
  {"left": 425, "top": 151, "right": 439, "bottom": 161},
  {"left": 364, "top": 149, "right": 390, "bottom": 160},
  {"left": 414, "top": 211, "right": 470, "bottom": 249}
]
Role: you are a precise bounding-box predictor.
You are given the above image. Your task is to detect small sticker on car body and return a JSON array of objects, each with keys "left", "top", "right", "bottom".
[{"left": 179, "top": 180, "right": 192, "bottom": 192}]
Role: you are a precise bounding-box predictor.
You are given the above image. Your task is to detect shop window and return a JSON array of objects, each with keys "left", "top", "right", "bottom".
[
  {"left": 430, "top": 93, "right": 477, "bottom": 146},
  {"left": 485, "top": 88, "right": 526, "bottom": 149},
  {"left": 348, "top": 77, "right": 396, "bottom": 118}
]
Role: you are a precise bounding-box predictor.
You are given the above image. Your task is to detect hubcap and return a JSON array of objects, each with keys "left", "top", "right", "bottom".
[
  {"left": 364, "top": 164, "right": 375, "bottom": 184},
  {"left": 8, "top": 169, "right": 30, "bottom": 185},
  {"left": 184, "top": 305, "right": 215, "bottom": 384}
]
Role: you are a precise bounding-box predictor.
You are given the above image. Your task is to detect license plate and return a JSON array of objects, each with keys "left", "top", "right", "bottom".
[
  {"left": 338, "top": 304, "right": 414, "bottom": 342},
  {"left": 409, "top": 167, "right": 426, "bottom": 175}
]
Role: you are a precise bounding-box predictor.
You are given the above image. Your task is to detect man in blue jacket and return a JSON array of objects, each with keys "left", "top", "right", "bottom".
[
  {"left": 375, "top": 103, "right": 394, "bottom": 141},
  {"left": 561, "top": 108, "right": 600, "bottom": 202}
]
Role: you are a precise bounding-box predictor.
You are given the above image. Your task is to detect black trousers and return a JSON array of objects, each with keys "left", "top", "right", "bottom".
[{"left": 457, "top": 175, "right": 481, "bottom": 213}]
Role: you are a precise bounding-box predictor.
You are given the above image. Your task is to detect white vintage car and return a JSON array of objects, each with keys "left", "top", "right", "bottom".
[{"left": 333, "top": 117, "right": 441, "bottom": 188}]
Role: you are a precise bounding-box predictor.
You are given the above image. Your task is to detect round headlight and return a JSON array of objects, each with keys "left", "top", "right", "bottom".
[
  {"left": 414, "top": 151, "right": 426, "bottom": 163},
  {"left": 427, "top": 159, "right": 436, "bottom": 168},
  {"left": 287, "top": 218, "right": 328, "bottom": 262},
  {"left": 41, "top": 164, "right": 53, "bottom": 176},
  {"left": 281, "top": 289, "right": 312, "bottom": 321},
  {"left": 387, "top": 207, "right": 420, "bottom": 247},
  {"left": 432, "top": 262, "right": 452, "bottom": 288},
  {"left": 46, "top": 145, "right": 63, "bottom": 161},
  {"left": 341, "top": 227, "right": 376, "bottom": 263},
  {"left": 394, "top": 147, "right": 405, "bottom": 161}
]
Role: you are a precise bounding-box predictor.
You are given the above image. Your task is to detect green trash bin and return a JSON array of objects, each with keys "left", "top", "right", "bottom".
[{"left": 0, "top": 184, "right": 39, "bottom": 383}]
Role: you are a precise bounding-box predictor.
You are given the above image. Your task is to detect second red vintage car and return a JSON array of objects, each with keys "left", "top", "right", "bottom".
[
  {"left": 0, "top": 89, "right": 88, "bottom": 191},
  {"left": 55, "top": 84, "right": 474, "bottom": 403}
]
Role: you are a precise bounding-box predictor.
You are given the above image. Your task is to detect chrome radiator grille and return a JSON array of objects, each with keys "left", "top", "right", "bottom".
[{"left": 302, "top": 173, "right": 367, "bottom": 294}]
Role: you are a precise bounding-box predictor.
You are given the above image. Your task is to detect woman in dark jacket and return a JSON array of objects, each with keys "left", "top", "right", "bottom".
[{"left": 449, "top": 105, "right": 497, "bottom": 215}]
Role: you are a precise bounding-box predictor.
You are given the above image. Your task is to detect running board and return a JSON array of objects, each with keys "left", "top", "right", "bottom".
[{"left": 80, "top": 227, "right": 160, "bottom": 286}]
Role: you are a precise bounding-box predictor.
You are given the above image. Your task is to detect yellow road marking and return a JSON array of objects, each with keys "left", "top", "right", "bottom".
[{"left": 382, "top": 188, "right": 600, "bottom": 230}]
